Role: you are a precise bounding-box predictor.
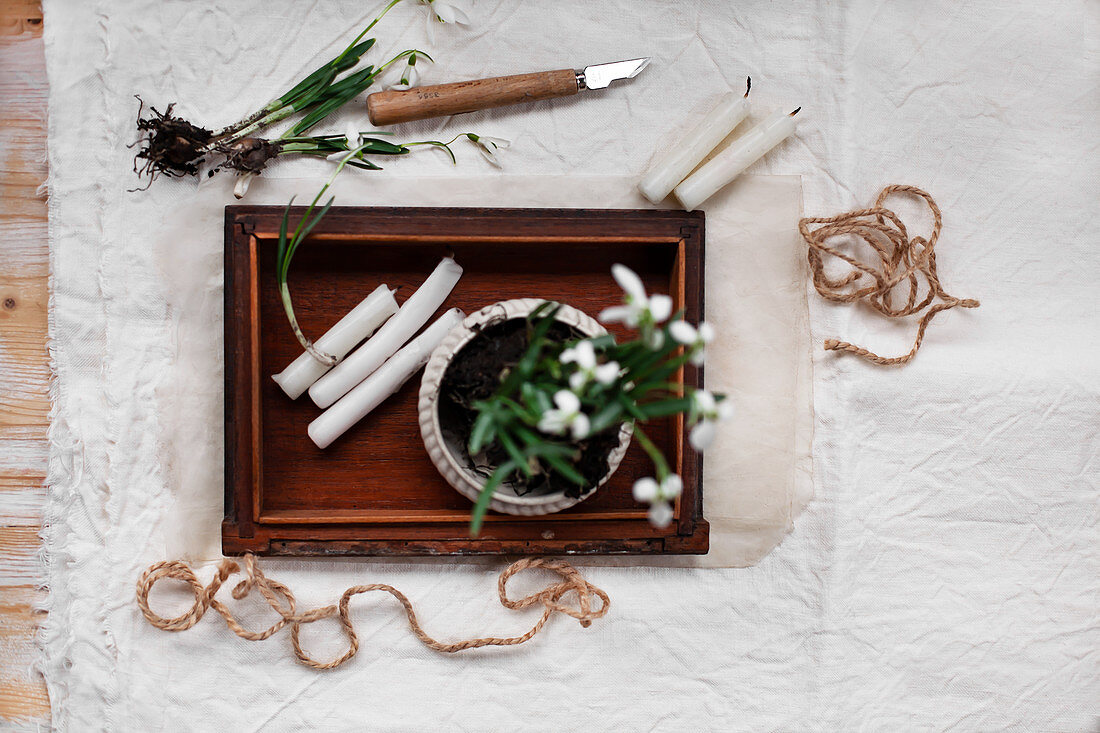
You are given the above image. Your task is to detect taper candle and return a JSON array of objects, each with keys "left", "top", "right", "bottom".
[
  {"left": 638, "top": 81, "right": 752, "bottom": 204},
  {"left": 673, "top": 107, "right": 801, "bottom": 211},
  {"left": 308, "top": 308, "right": 465, "bottom": 449},
  {"left": 271, "top": 285, "right": 398, "bottom": 399},
  {"left": 309, "top": 257, "right": 463, "bottom": 408}
]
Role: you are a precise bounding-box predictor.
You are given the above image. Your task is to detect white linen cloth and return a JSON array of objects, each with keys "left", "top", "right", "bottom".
[{"left": 38, "top": 0, "right": 1097, "bottom": 730}]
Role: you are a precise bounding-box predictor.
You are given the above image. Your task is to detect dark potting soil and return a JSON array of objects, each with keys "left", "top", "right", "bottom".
[{"left": 438, "top": 318, "right": 621, "bottom": 499}]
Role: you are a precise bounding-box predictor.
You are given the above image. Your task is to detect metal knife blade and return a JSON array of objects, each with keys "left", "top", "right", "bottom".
[{"left": 578, "top": 57, "right": 651, "bottom": 90}]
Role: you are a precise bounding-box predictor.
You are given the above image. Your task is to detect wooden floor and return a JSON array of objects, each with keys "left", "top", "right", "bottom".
[{"left": 0, "top": 0, "right": 52, "bottom": 726}]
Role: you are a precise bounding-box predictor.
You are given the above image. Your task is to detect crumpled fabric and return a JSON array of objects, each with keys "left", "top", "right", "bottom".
[{"left": 39, "top": 0, "right": 1098, "bottom": 730}]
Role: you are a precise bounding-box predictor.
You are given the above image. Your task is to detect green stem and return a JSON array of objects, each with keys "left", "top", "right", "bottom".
[
  {"left": 224, "top": 106, "right": 297, "bottom": 144},
  {"left": 276, "top": 145, "right": 366, "bottom": 359},
  {"left": 340, "top": 0, "right": 404, "bottom": 62},
  {"left": 632, "top": 423, "right": 670, "bottom": 481},
  {"left": 403, "top": 139, "right": 457, "bottom": 164},
  {"left": 279, "top": 283, "right": 336, "bottom": 365},
  {"left": 211, "top": 103, "right": 282, "bottom": 139}
]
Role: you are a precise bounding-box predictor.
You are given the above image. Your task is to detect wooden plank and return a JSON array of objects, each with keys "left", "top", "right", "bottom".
[{"left": 0, "top": 0, "right": 51, "bottom": 726}]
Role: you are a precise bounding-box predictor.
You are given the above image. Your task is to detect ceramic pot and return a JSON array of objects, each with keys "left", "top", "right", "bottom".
[{"left": 418, "top": 298, "right": 632, "bottom": 516}]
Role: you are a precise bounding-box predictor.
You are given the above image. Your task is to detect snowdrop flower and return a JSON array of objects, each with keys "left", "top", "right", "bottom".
[
  {"left": 537, "top": 390, "right": 590, "bottom": 440},
  {"left": 561, "top": 341, "right": 620, "bottom": 392},
  {"left": 598, "top": 264, "right": 673, "bottom": 348},
  {"left": 466, "top": 133, "right": 509, "bottom": 168},
  {"left": 420, "top": 0, "right": 469, "bottom": 43},
  {"left": 669, "top": 320, "right": 716, "bottom": 366},
  {"left": 325, "top": 124, "right": 366, "bottom": 164},
  {"left": 632, "top": 474, "right": 683, "bottom": 528},
  {"left": 688, "top": 389, "right": 735, "bottom": 451},
  {"left": 344, "top": 121, "right": 362, "bottom": 150},
  {"left": 388, "top": 54, "right": 421, "bottom": 91}
]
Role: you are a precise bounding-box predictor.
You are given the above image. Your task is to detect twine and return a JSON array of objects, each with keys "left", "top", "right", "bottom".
[
  {"left": 136, "top": 554, "right": 609, "bottom": 670},
  {"left": 798, "top": 184, "right": 979, "bottom": 365}
]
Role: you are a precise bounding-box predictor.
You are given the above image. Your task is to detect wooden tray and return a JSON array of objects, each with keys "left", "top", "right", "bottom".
[{"left": 223, "top": 206, "right": 708, "bottom": 556}]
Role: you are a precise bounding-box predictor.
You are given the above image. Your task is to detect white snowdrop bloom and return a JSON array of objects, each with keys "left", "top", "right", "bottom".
[
  {"left": 344, "top": 121, "right": 362, "bottom": 150},
  {"left": 647, "top": 501, "right": 674, "bottom": 528},
  {"left": 561, "top": 341, "right": 620, "bottom": 391},
  {"left": 632, "top": 476, "right": 659, "bottom": 502},
  {"left": 598, "top": 264, "right": 674, "bottom": 342},
  {"left": 389, "top": 55, "right": 421, "bottom": 91},
  {"left": 420, "top": 0, "right": 470, "bottom": 42},
  {"left": 465, "top": 134, "right": 509, "bottom": 168},
  {"left": 537, "top": 390, "right": 590, "bottom": 440},
  {"left": 688, "top": 390, "right": 735, "bottom": 451},
  {"left": 668, "top": 320, "right": 715, "bottom": 365},
  {"left": 632, "top": 475, "right": 683, "bottom": 528}
]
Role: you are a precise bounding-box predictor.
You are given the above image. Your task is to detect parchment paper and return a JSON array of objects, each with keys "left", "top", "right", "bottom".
[{"left": 157, "top": 174, "right": 811, "bottom": 568}]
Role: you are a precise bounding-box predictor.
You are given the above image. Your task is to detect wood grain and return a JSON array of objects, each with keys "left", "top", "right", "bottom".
[
  {"left": 0, "top": 0, "right": 51, "bottom": 726},
  {"left": 367, "top": 68, "right": 578, "bottom": 125},
  {"left": 224, "top": 206, "right": 708, "bottom": 556}
]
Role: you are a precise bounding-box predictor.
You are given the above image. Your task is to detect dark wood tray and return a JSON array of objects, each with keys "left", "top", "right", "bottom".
[{"left": 223, "top": 206, "right": 708, "bottom": 556}]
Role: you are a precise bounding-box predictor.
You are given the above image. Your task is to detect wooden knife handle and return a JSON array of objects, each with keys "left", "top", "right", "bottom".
[{"left": 367, "top": 69, "right": 579, "bottom": 126}]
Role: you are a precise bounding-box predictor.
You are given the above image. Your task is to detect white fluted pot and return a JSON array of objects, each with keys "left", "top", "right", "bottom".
[{"left": 418, "top": 298, "right": 632, "bottom": 516}]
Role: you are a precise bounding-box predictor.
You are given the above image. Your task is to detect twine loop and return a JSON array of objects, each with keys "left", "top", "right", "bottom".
[
  {"left": 798, "top": 184, "right": 979, "bottom": 365},
  {"left": 137, "top": 554, "right": 609, "bottom": 670}
]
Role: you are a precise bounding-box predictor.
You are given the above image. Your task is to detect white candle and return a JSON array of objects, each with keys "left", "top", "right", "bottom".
[
  {"left": 309, "top": 257, "right": 463, "bottom": 408},
  {"left": 674, "top": 107, "right": 801, "bottom": 211},
  {"left": 638, "top": 89, "right": 751, "bottom": 204},
  {"left": 308, "top": 308, "right": 465, "bottom": 449},
  {"left": 271, "top": 285, "right": 398, "bottom": 399}
]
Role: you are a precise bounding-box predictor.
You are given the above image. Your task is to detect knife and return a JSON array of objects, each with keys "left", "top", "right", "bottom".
[{"left": 365, "top": 57, "right": 651, "bottom": 126}]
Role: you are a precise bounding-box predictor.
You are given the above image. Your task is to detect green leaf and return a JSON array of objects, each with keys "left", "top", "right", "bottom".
[
  {"left": 497, "top": 430, "right": 531, "bottom": 477},
  {"left": 527, "top": 300, "right": 559, "bottom": 321},
  {"left": 289, "top": 69, "right": 338, "bottom": 110},
  {"left": 339, "top": 38, "right": 377, "bottom": 68},
  {"left": 289, "top": 68, "right": 378, "bottom": 136},
  {"left": 277, "top": 39, "right": 376, "bottom": 108},
  {"left": 588, "top": 402, "right": 624, "bottom": 434},
  {"left": 520, "top": 384, "right": 552, "bottom": 415},
  {"left": 541, "top": 451, "right": 586, "bottom": 486},
  {"left": 585, "top": 334, "right": 617, "bottom": 351},
  {"left": 277, "top": 67, "right": 336, "bottom": 109},
  {"left": 342, "top": 158, "right": 384, "bottom": 171},
  {"left": 322, "top": 65, "right": 376, "bottom": 100},
  {"left": 496, "top": 309, "right": 558, "bottom": 397},
  {"left": 275, "top": 198, "right": 295, "bottom": 286},
  {"left": 617, "top": 392, "right": 648, "bottom": 421},
  {"left": 359, "top": 137, "right": 407, "bottom": 155},
  {"left": 499, "top": 396, "right": 537, "bottom": 423},
  {"left": 468, "top": 411, "right": 496, "bottom": 455},
  {"left": 629, "top": 352, "right": 692, "bottom": 396},
  {"left": 636, "top": 396, "right": 694, "bottom": 420},
  {"left": 469, "top": 461, "right": 517, "bottom": 536},
  {"left": 281, "top": 197, "right": 334, "bottom": 282}
]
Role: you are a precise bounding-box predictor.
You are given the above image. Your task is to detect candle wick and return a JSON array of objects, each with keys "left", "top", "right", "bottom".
[
  {"left": 789, "top": 107, "right": 802, "bottom": 116},
  {"left": 744, "top": 76, "right": 751, "bottom": 97}
]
